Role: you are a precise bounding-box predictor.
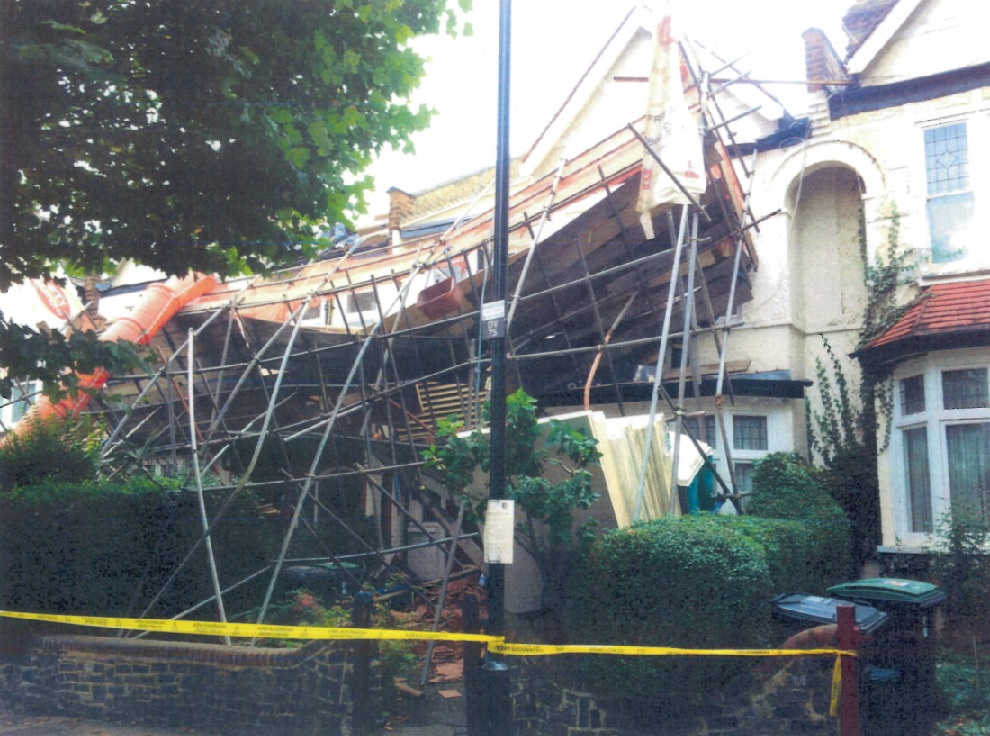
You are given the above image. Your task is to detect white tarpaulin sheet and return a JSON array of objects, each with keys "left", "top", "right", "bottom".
[{"left": 636, "top": 1, "right": 706, "bottom": 239}]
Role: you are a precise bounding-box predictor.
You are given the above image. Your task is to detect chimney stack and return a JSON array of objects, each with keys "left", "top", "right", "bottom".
[
  {"left": 387, "top": 187, "right": 416, "bottom": 245},
  {"left": 802, "top": 28, "right": 848, "bottom": 93}
]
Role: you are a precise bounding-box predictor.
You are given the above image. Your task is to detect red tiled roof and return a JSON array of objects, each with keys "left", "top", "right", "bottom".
[{"left": 863, "top": 278, "right": 990, "bottom": 352}]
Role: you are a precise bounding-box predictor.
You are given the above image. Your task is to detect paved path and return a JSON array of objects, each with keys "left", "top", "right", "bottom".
[
  {"left": 0, "top": 709, "right": 204, "bottom": 736},
  {"left": 0, "top": 711, "right": 466, "bottom": 736},
  {"left": 382, "top": 685, "right": 468, "bottom": 735}
]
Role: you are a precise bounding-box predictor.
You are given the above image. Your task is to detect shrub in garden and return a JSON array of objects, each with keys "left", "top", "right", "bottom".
[
  {"left": 935, "top": 652, "right": 990, "bottom": 735},
  {"left": 563, "top": 492, "right": 853, "bottom": 713},
  {"left": 747, "top": 452, "right": 846, "bottom": 521},
  {"left": 724, "top": 515, "right": 851, "bottom": 596},
  {"left": 423, "top": 388, "right": 601, "bottom": 635},
  {"left": 565, "top": 516, "right": 772, "bottom": 712},
  {"left": 0, "top": 417, "right": 99, "bottom": 489},
  {"left": 0, "top": 477, "right": 273, "bottom": 619},
  {"left": 925, "top": 512, "right": 990, "bottom": 631}
]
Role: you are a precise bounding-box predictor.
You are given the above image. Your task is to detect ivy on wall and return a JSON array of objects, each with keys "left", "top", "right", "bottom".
[{"left": 805, "top": 206, "right": 915, "bottom": 564}]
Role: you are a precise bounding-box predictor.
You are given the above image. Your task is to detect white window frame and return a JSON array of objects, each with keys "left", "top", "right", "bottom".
[
  {"left": 0, "top": 379, "right": 43, "bottom": 431},
  {"left": 700, "top": 403, "right": 793, "bottom": 501},
  {"left": 299, "top": 298, "right": 330, "bottom": 327},
  {"left": 915, "top": 111, "right": 990, "bottom": 272},
  {"left": 335, "top": 283, "right": 399, "bottom": 329},
  {"left": 890, "top": 349, "right": 990, "bottom": 548},
  {"left": 729, "top": 413, "right": 771, "bottom": 503}
]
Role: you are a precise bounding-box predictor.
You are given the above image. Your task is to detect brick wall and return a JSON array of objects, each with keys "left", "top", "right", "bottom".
[
  {"left": 510, "top": 655, "right": 837, "bottom": 736},
  {"left": 0, "top": 635, "right": 381, "bottom": 736}
]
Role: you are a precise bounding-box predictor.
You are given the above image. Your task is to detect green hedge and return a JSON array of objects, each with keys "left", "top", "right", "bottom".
[
  {"left": 0, "top": 478, "right": 273, "bottom": 619},
  {"left": 724, "top": 515, "right": 852, "bottom": 595},
  {"left": 747, "top": 453, "right": 847, "bottom": 521},
  {"left": 564, "top": 511, "right": 852, "bottom": 710},
  {"left": 565, "top": 516, "right": 772, "bottom": 710}
]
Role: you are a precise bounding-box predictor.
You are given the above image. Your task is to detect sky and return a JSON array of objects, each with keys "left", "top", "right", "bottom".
[{"left": 363, "top": 0, "right": 855, "bottom": 216}]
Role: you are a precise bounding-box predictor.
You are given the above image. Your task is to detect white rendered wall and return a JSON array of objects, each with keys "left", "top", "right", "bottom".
[{"left": 858, "top": 0, "right": 990, "bottom": 86}]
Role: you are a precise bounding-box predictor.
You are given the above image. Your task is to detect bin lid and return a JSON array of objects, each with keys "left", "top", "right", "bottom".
[
  {"left": 772, "top": 593, "right": 888, "bottom": 634},
  {"left": 827, "top": 578, "right": 946, "bottom": 608}
]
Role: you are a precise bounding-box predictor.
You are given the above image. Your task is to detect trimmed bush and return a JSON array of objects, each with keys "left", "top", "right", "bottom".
[
  {"left": 746, "top": 452, "right": 844, "bottom": 519},
  {"left": 565, "top": 516, "right": 772, "bottom": 711},
  {"left": 724, "top": 515, "right": 852, "bottom": 595},
  {"left": 564, "top": 484, "right": 852, "bottom": 713},
  {"left": 0, "top": 478, "right": 273, "bottom": 620}
]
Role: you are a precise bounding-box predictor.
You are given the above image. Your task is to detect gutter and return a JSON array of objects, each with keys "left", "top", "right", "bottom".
[{"left": 828, "top": 62, "right": 990, "bottom": 119}]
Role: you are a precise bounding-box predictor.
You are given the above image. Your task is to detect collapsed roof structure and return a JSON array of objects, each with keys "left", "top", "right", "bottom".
[{"left": 10, "top": 6, "right": 797, "bottom": 624}]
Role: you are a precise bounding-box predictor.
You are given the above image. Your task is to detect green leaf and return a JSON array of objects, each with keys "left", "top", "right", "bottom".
[
  {"left": 42, "top": 20, "right": 85, "bottom": 34},
  {"left": 64, "top": 39, "right": 112, "bottom": 65}
]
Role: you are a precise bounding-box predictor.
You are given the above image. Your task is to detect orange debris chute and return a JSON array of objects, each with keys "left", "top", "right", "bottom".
[{"left": 8, "top": 273, "right": 218, "bottom": 436}]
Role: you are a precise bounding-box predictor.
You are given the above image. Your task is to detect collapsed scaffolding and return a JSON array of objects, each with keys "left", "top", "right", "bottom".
[{"left": 17, "top": 38, "right": 783, "bottom": 646}]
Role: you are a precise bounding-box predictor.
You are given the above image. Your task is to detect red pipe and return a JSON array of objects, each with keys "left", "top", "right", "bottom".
[{"left": 780, "top": 623, "right": 838, "bottom": 650}]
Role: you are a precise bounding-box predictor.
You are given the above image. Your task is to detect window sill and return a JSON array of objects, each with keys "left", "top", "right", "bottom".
[
  {"left": 877, "top": 545, "right": 929, "bottom": 555},
  {"left": 918, "top": 261, "right": 990, "bottom": 284}
]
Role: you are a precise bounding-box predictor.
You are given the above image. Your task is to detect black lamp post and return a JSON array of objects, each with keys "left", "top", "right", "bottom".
[{"left": 480, "top": 0, "right": 512, "bottom": 734}]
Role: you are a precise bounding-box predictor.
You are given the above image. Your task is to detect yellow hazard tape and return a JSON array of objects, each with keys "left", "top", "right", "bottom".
[
  {"left": 1, "top": 609, "right": 854, "bottom": 714},
  {"left": 0, "top": 610, "right": 491, "bottom": 644},
  {"left": 0, "top": 610, "right": 856, "bottom": 657},
  {"left": 1, "top": 609, "right": 854, "bottom": 720},
  {"left": 830, "top": 655, "right": 843, "bottom": 717},
  {"left": 492, "top": 641, "right": 850, "bottom": 657}
]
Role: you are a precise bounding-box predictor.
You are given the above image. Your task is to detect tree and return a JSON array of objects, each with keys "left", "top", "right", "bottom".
[{"left": 0, "top": 0, "right": 468, "bottom": 394}]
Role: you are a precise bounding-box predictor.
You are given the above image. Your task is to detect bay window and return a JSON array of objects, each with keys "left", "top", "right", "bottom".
[{"left": 891, "top": 352, "right": 990, "bottom": 545}]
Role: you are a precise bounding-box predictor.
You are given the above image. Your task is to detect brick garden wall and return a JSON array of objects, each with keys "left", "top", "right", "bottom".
[
  {"left": 0, "top": 635, "right": 382, "bottom": 736},
  {"left": 4, "top": 632, "right": 843, "bottom": 735},
  {"left": 510, "top": 655, "right": 838, "bottom": 736}
]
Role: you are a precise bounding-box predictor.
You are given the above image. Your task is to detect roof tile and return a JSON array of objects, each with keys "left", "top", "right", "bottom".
[{"left": 864, "top": 279, "right": 990, "bottom": 350}]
